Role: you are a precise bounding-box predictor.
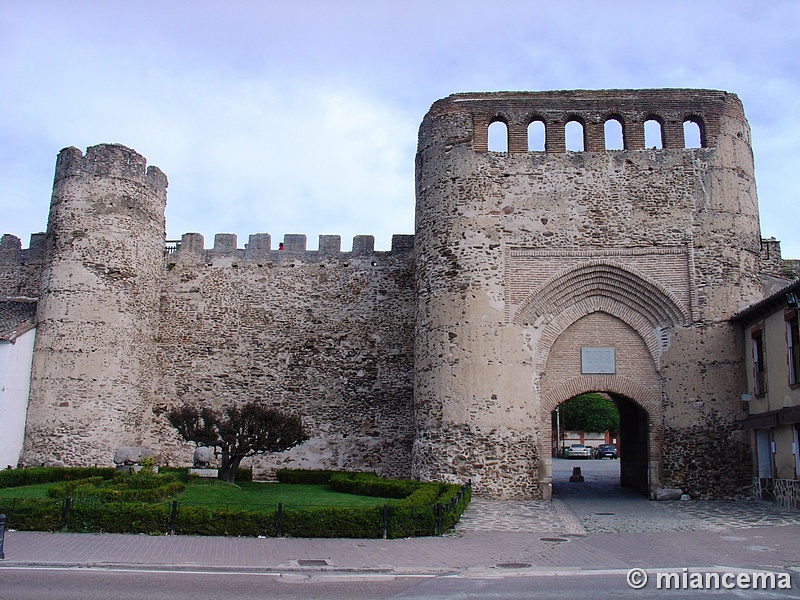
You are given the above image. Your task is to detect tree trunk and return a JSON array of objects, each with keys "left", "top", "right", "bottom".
[{"left": 219, "top": 452, "right": 244, "bottom": 484}]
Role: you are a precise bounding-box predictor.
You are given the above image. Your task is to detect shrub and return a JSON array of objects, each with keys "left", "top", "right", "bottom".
[
  {"left": 66, "top": 500, "right": 171, "bottom": 534},
  {"left": 46, "top": 471, "right": 184, "bottom": 503},
  {"left": 46, "top": 477, "right": 106, "bottom": 499},
  {"left": 0, "top": 467, "right": 116, "bottom": 489},
  {"left": 329, "top": 472, "right": 423, "bottom": 499},
  {"left": 0, "top": 468, "right": 471, "bottom": 538},
  {"left": 275, "top": 469, "right": 346, "bottom": 485},
  {"left": 282, "top": 505, "right": 383, "bottom": 538},
  {"left": 0, "top": 498, "right": 62, "bottom": 531},
  {"left": 236, "top": 467, "right": 253, "bottom": 482},
  {"left": 175, "top": 505, "right": 276, "bottom": 537}
]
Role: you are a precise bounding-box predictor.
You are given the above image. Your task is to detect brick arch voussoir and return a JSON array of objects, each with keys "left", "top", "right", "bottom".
[
  {"left": 541, "top": 375, "right": 661, "bottom": 419},
  {"left": 532, "top": 296, "right": 662, "bottom": 372},
  {"left": 513, "top": 259, "right": 689, "bottom": 331}
]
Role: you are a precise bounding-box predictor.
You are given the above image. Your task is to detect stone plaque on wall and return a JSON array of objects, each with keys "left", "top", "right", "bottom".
[{"left": 581, "top": 347, "right": 615, "bottom": 374}]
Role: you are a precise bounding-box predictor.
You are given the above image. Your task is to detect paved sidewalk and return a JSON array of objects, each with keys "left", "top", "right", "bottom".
[
  {"left": 2, "top": 460, "right": 799, "bottom": 576},
  {"left": 3, "top": 523, "right": 800, "bottom": 576}
]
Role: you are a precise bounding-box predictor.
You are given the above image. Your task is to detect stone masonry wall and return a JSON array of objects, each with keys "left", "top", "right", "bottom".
[
  {"left": 21, "top": 145, "right": 168, "bottom": 467},
  {"left": 3, "top": 89, "right": 786, "bottom": 499},
  {"left": 146, "top": 234, "right": 416, "bottom": 478},
  {"left": 414, "top": 89, "right": 762, "bottom": 499},
  {"left": 0, "top": 234, "right": 45, "bottom": 298}
]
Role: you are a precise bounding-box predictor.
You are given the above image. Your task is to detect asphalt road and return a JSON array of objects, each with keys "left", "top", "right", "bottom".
[{"left": 2, "top": 567, "right": 798, "bottom": 600}]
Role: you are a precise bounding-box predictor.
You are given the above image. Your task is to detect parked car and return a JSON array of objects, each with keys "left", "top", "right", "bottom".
[
  {"left": 563, "top": 444, "right": 592, "bottom": 459},
  {"left": 594, "top": 443, "right": 618, "bottom": 459}
]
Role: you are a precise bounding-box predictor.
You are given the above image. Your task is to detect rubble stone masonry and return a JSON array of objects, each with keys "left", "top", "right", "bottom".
[{"left": 0, "top": 89, "right": 789, "bottom": 499}]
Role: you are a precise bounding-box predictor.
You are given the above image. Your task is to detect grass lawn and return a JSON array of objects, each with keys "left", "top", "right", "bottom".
[
  {"left": 177, "top": 480, "right": 400, "bottom": 508},
  {"left": 0, "top": 483, "right": 51, "bottom": 499},
  {"left": 0, "top": 479, "right": 401, "bottom": 509}
]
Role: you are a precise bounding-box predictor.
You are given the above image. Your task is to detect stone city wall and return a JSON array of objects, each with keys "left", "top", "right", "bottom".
[
  {"left": 0, "top": 233, "right": 45, "bottom": 299},
  {"left": 147, "top": 233, "right": 416, "bottom": 478}
]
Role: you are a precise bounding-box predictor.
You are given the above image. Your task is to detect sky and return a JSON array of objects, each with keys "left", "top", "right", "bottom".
[{"left": 1, "top": 1, "right": 798, "bottom": 256}]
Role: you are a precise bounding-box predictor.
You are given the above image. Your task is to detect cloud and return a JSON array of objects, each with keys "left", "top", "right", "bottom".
[{"left": 1, "top": 0, "right": 799, "bottom": 256}]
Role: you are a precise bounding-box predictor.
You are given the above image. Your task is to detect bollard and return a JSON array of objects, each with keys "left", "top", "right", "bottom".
[
  {"left": 0, "top": 513, "right": 6, "bottom": 559},
  {"left": 569, "top": 466, "right": 585, "bottom": 482},
  {"left": 276, "top": 503, "right": 283, "bottom": 538},
  {"left": 170, "top": 500, "right": 178, "bottom": 535},
  {"left": 382, "top": 504, "right": 389, "bottom": 539},
  {"left": 61, "top": 497, "right": 72, "bottom": 529}
]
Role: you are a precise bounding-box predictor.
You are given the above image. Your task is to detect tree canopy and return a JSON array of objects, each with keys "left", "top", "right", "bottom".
[
  {"left": 167, "top": 402, "right": 308, "bottom": 483},
  {"left": 554, "top": 393, "right": 619, "bottom": 437}
]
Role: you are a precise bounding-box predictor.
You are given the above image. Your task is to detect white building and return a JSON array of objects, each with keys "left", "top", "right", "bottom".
[{"left": 0, "top": 300, "right": 36, "bottom": 468}]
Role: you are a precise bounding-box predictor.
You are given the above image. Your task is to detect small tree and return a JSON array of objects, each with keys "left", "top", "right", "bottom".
[
  {"left": 556, "top": 393, "right": 620, "bottom": 438},
  {"left": 167, "top": 402, "right": 308, "bottom": 483}
]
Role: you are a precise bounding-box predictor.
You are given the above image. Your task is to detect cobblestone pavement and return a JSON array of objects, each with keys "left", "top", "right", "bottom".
[
  {"left": 454, "top": 497, "right": 569, "bottom": 534},
  {"left": 454, "top": 458, "right": 800, "bottom": 536}
]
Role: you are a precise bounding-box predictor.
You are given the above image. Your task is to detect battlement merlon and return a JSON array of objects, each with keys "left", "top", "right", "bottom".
[
  {"left": 0, "top": 233, "right": 46, "bottom": 263},
  {"left": 166, "top": 233, "right": 415, "bottom": 263},
  {"left": 54, "top": 144, "right": 168, "bottom": 195},
  {"left": 422, "top": 88, "right": 747, "bottom": 153}
]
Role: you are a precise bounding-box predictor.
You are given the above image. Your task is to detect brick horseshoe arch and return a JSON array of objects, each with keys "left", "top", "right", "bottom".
[{"left": 513, "top": 260, "right": 690, "bottom": 372}]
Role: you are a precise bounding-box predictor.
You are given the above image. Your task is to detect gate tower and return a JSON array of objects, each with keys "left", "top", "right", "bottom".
[{"left": 412, "top": 89, "right": 762, "bottom": 499}]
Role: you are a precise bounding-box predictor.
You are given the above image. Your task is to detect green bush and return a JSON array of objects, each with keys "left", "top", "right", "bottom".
[
  {"left": 0, "top": 467, "right": 116, "bottom": 489},
  {"left": 175, "top": 505, "right": 276, "bottom": 537},
  {"left": 282, "top": 505, "right": 383, "bottom": 538},
  {"left": 66, "top": 500, "right": 171, "bottom": 534},
  {"left": 236, "top": 467, "right": 253, "bottom": 482},
  {"left": 46, "top": 471, "right": 184, "bottom": 503},
  {"left": 275, "top": 469, "right": 346, "bottom": 485},
  {"left": 329, "top": 472, "right": 420, "bottom": 499},
  {"left": 0, "top": 467, "right": 471, "bottom": 538},
  {"left": 47, "top": 477, "right": 106, "bottom": 499},
  {"left": 0, "top": 498, "right": 63, "bottom": 531}
]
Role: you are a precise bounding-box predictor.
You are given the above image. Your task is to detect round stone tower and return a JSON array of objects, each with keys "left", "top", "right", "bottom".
[
  {"left": 413, "top": 90, "right": 762, "bottom": 499},
  {"left": 21, "top": 144, "right": 167, "bottom": 467}
]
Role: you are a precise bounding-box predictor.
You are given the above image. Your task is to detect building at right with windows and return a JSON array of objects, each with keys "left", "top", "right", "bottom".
[{"left": 735, "top": 278, "right": 800, "bottom": 508}]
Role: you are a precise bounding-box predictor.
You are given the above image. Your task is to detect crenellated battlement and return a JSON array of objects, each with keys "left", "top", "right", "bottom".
[
  {"left": 0, "top": 233, "right": 46, "bottom": 298},
  {"left": 0, "top": 233, "right": 46, "bottom": 263},
  {"left": 7, "top": 89, "right": 789, "bottom": 499},
  {"left": 54, "top": 144, "right": 168, "bottom": 195},
  {"left": 165, "top": 232, "right": 414, "bottom": 265}
]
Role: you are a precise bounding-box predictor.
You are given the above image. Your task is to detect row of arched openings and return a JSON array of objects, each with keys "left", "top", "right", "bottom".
[{"left": 488, "top": 117, "right": 704, "bottom": 152}]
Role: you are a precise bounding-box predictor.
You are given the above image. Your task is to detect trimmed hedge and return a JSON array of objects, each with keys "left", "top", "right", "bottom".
[
  {"left": 0, "top": 467, "right": 471, "bottom": 539},
  {"left": 282, "top": 505, "right": 382, "bottom": 538},
  {"left": 0, "top": 467, "right": 116, "bottom": 489},
  {"left": 275, "top": 469, "right": 346, "bottom": 485},
  {"left": 0, "top": 498, "right": 63, "bottom": 531},
  {"left": 46, "top": 471, "right": 185, "bottom": 503},
  {"left": 329, "top": 472, "right": 423, "bottom": 499}
]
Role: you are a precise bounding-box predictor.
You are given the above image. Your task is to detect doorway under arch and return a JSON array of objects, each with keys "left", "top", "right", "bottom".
[
  {"left": 540, "top": 374, "right": 662, "bottom": 500},
  {"left": 550, "top": 390, "right": 651, "bottom": 497}
]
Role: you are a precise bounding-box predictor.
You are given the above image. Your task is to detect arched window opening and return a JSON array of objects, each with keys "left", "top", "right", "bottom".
[
  {"left": 565, "top": 119, "right": 584, "bottom": 152},
  {"left": 683, "top": 119, "right": 703, "bottom": 149},
  {"left": 604, "top": 118, "right": 624, "bottom": 150},
  {"left": 488, "top": 120, "right": 508, "bottom": 152},
  {"left": 644, "top": 119, "right": 663, "bottom": 149},
  {"left": 528, "top": 119, "right": 546, "bottom": 152}
]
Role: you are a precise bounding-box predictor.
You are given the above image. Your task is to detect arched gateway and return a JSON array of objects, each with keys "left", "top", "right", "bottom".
[
  {"left": 412, "top": 89, "right": 762, "bottom": 499},
  {"left": 7, "top": 89, "right": 764, "bottom": 502}
]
